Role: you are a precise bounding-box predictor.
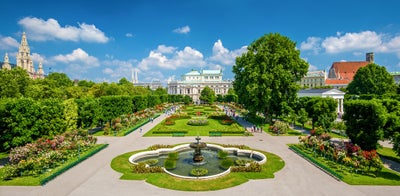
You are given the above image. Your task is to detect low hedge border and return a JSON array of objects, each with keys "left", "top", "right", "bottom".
[
  {"left": 152, "top": 130, "right": 188, "bottom": 134},
  {"left": 288, "top": 144, "right": 343, "bottom": 181},
  {"left": 123, "top": 114, "right": 161, "bottom": 136},
  {"left": 39, "top": 144, "right": 108, "bottom": 185}
]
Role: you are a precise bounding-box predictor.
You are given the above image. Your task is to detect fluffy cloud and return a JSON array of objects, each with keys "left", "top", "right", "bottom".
[
  {"left": 301, "top": 31, "right": 400, "bottom": 59},
  {"left": 125, "top": 33, "right": 134, "bottom": 37},
  {"left": 300, "top": 37, "right": 321, "bottom": 54},
  {"left": 18, "top": 17, "right": 109, "bottom": 43},
  {"left": 53, "top": 48, "right": 99, "bottom": 66},
  {"left": 138, "top": 45, "right": 205, "bottom": 70},
  {"left": 208, "top": 39, "right": 247, "bottom": 65},
  {"left": 102, "top": 59, "right": 136, "bottom": 81},
  {"left": 173, "top": 25, "right": 190, "bottom": 34},
  {"left": 321, "top": 31, "right": 382, "bottom": 53},
  {"left": 0, "top": 36, "right": 19, "bottom": 50}
]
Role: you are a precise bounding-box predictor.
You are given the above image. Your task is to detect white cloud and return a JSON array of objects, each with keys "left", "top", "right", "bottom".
[
  {"left": 0, "top": 36, "right": 19, "bottom": 50},
  {"left": 103, "top": 68, "right": 114, "bottom": 74},
  {"left": 125, "top": 33, "right": 134, "bottom": 37},
  {"left": 18, "top": 17, "right": 109, "bottom": 43},
  {"left": 101, "top": 59, "right": 137, "bottom": 81},
  {"left": 300, "top": 37, "right": 321, "bottom": 54},
  {"left": 173, "top": 25, "right": 190, "bottom": 34},
  {"left": 156, "top": 45, "right": 176, "bottom": 53},
  {"left": 53, "top": 48, "right": 99, "bottom": 66},
  {"left": 321, "top": 31, "right": 382, "bottom": 53},
  {"left": 138, "top": 45, "right": 205, "bottom": 70},
  {"left": 208, "top": 39, "right": 247, "bottom": 65}
]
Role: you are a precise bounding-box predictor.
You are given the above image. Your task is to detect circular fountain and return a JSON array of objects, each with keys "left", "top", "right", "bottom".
[
  {"left": 128, "top": 137, "right": 267, "bottom": 179},
  {"left": 189, "top": 136, "right": 207, "bottom": 164}
]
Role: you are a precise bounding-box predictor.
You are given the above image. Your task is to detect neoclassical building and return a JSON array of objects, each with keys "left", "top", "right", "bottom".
[
  {"left": 1, "top": 32, "right": 45, "bottom": 79},
  {"left": 298, "top": 88, "right": 345, "bottom": 117},
  {"left": 167, "top": 69, "right": 232, "bottom": 103}
]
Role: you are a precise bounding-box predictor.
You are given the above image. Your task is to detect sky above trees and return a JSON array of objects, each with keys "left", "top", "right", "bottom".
[{"left": 1, "top": 0, "right": 400, "bottom": 83}]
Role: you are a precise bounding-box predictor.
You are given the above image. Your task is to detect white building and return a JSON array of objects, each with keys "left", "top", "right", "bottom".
[
  {"left": 298, "top": 88, "right": 346, "bottom": 116},
  {"left": 167, "top": 69, "right": 232, "bottom": 103},
  {"left": 299, "top": 70, "right": 326, "bottom": 88}
]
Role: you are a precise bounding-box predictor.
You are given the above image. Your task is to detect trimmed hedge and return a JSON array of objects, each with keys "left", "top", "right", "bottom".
[{"left": 40, "top": 144, "right": 108, "bottom": 185}]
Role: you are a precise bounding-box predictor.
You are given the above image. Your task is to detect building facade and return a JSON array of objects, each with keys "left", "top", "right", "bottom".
[
  {"left": 298, "top": 88, "right": 346, "bottom": 117},
  {"left": 167, "top": 69, "right": 232, "bottom": 103},
  {"left": 390, "top": 72, "right": 400, "bottom": 84},
  {"left": 299, "top": 70, "right": 326, "bottom": 88},
  {"left": 1, "top": 32, "right": 44, "bottom": 79},
  {"left": 325, "top": 52, "right": 373, "bottom": 88}
]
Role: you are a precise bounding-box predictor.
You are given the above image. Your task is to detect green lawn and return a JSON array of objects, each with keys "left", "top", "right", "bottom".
[
  {"left": 144, "top": 118, "right": 246, "bottom": 136},
  {"left": 378, "top": 147, "right": 400, "bottom": 163},
  {"left": 110, "top": 145, "right": 285, "bottom": 191},
  {"left": 289, "top": 144, "right": 400, "bottom": 185},
  {"left": 0, "top": 144, "right": 108, "bottom": 186}
]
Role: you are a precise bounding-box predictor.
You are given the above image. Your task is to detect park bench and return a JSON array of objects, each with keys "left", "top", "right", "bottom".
[
  {"left": 209, "top": 131, "right": 222, "bottom": 137},
  {"left": 172, "top": 132, "right": 185, "bottom": 137}
]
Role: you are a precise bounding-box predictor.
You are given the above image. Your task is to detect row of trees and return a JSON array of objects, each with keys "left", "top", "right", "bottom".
[
  {"left": 232, "top": 33, "right": 400, "bottom": 156},
  {"left": 0, "top": 68, "right": 165, "bottom": 100},
  {"left": 0, "top": 94, "right": 192, "bottom": 151}
]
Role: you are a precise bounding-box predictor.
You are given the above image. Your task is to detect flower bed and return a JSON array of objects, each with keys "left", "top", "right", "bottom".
[
  {"left": 2, "top": 130, "right": 98, "bottom": 181},
  {"left": 296, "top": 135, "right": 384, "bottom": 178},
  {"left": 187, "top": 119, "right": 209, "bottom": 126}
]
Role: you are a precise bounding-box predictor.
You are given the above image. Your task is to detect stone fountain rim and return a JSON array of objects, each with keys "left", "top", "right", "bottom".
[{"left": 128, "top": 143, "right": 267, "bottom": 180}]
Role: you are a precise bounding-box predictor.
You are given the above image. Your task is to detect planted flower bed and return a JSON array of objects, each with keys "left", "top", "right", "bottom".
[{"left": 1, "top": 130, "right": 102, "bottom": 184}]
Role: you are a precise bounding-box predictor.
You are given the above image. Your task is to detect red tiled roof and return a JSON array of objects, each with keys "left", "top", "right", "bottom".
[
  {"left": 325, "top": 79, "right": 351, "bottom": 85},
  {"left": 330, "top": 61, "right": 369, "bottom": 80}
]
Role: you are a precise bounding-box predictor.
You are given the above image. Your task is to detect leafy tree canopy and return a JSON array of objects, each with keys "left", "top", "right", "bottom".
[
  {"left": 347, "top": 63, "right": 396, "bottom": 95},
  {"left": 232, "top": 33, "right": 308, "bottom": 122},
  {"left": 200, "top": 86, "right": 215, "bottom": 104}
]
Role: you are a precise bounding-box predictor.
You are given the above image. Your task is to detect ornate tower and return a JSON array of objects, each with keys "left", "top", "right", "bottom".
[
  {"left": 37, "top": 61, "right": 44, "bottom": 79},
  {"left": 16, "top": 32, "right": 34, "bottom": 76},
  {"left": 2, "top": 53, "right": 11, "bottom": 70}
]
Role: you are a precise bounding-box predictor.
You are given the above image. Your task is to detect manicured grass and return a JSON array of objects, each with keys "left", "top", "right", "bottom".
[
  {"left": 261, "top": 124, "right": 306, "bottom": 136},
  {"left": 289, "top": 144, "right": 400, "bottom": 185},
  {"left": 110, "top": 145, "right": 285, "bottom": 191},
  {"left": 378, "top": 147, "right": 400, "bottom": 163},
  {"left": 0, "top": 144, "right": 108, "bottom": 186},
  {"left": 145, "top": 118, "right": 245, "bottom": 137},
  {"left": 0, "top": 152, "right": 9, "bottom": 159}
]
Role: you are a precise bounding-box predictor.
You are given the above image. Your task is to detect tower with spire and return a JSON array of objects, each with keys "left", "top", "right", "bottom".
[
  {"left": 2, "top": 53, "right": 11, "bottom": 70},
  {"left": 2, "top": 32, "right": 45, "bottom": 79}
]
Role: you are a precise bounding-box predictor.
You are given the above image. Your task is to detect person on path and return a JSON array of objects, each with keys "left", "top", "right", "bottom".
[{"left": 140, "top": 128, "right": 142, "bottom": 133}]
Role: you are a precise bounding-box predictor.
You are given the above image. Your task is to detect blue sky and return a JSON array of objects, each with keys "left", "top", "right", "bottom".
[{"left": 1, "top": 0, "right": 400, "bottom": 83}]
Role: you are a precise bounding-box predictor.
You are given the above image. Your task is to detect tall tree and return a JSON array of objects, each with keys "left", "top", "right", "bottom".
[
  {"left": 200, "top": 86, "right": 216, "bottom": 104},
  {"left": 0, "top": 67, "right": 31, "bottom": 98},
  {"left": 343, "top": 100, "right": 387, "bottom": 150},
  {"left": 233, "top": 33, "right": 308, "bottom": 122},
  {"left": 305, "top": 97, "right": 337, "bottom": 130},
  {"left": 347, "top": 63, "right": 396, "bottom": 95}
]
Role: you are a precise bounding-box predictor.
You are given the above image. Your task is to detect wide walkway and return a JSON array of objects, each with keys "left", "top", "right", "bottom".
[{"left": 1, "top": 114, "right": 400, "bottom": 196}]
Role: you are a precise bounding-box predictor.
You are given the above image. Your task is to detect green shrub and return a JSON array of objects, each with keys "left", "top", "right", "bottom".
[
  {"left": 218, "top": 150, "right": 229, "bottom": 159},
  {"left": 1, "top": 165, "right": 19, "bottom": 180},
  {"left": 219, "top": 158, "right": 234, "bottom": 170},
  {"left": 168, "top": 152, "right": 179, "bottom": 160},
  {"left": 190, "top": 168, "right": 208, "bottom": 176},
  {"left": 132, "top": 162, "right": 163, "bottom": 173},
  {"left": 271, "top": 120, "right": 290, "bottom": 134},
  {"left": 235, "top": 159, "right": 250, "bottom": 166},
  {"left": 231, "top": 162, "right": 262, "bottom": 172},
  {"left": 164, "top": 159, "right": 177, "bottom": 170},
  {"left": 144, "top": 159, "right": 159, "bottom": 166},
  {"left": 187, "top": 119, "right": 209, "bottom": 126}
]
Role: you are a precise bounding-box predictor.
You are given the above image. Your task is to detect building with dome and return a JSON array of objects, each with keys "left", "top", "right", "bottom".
[
  {"left": 167, "top": 69, "right": 232, "bottom": 103},
  {"left": 1, "top": 32, "right": 45, "bottom": 79}
]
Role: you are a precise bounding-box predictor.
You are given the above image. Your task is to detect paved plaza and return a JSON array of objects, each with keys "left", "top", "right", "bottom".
[{"left": 1, "top": 114, "right": 400, "bottom": 196}]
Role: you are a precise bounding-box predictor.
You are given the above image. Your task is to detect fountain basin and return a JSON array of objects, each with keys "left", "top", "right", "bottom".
[{"left": 129, "top": 143, "right": 267, "bottom": 179}]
